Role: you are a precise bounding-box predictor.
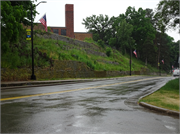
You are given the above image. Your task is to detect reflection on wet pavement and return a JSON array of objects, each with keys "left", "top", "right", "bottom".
[{"left": 1, "top": 76, "right": 179, "bottom": 133}]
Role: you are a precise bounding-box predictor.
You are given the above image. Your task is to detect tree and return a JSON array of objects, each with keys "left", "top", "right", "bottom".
[
  {"left": 124, "top": 6, "right": 156, "bottom": 61},
  {"left": 82, "top": 14, "right": 113, "bottom": 43},
  {"left": 116, "top": 19, "right": 134, "bottom": 54},
  {"left": 1, "top": 1, "right": 37, "bottom": 53},
  {"left": 10, "top": 1, "right": 38, "bottom": 26},
  {"left": 155, "top": 0, "right": 179, "bottom": 31},
  {"left": 169, "top": 40, "right": 179, "bottom": 68}
]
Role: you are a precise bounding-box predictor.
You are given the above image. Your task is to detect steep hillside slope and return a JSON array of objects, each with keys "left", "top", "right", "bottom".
[
  {"left": 33, "top": 31, "right": 153, "bottom": 72},
  {"left": 1, "top": 30, "right": 162, "bottom": 81},
  {"left": 1, "top": 30, "right": 159, "bottom": 72}
]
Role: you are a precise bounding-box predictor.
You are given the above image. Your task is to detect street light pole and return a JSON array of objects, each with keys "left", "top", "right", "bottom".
[
  {"left": 129, "top": 39, "right": 133, "bottom": 76},
  {"left": 157, "top": 43, "right": 160, "bottom": 76},
  {"left": 30, "top": 1, "right": 46, "bottom": 80},
  {"left": 31, "top": 3, "right": 36, "bottom": 80},
  {"left": 130, "top": 45, "right": 131, "bottom": 76},
  {"left": 129, "top": 39, "right": 136, "bottom": 76}
]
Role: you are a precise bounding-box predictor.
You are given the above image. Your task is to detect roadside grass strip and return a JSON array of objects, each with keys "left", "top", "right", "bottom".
[
  {"left": 1, "top": 77, "right": 162, "bottom": 101},
  {"left": 139, "top": 78, "right": 179, "bottom": 112}
]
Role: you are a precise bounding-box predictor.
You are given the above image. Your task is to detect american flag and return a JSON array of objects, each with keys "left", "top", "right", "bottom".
[
  {"left": 133, "top": 50, "right": 137, "bottom": 58},
  {"left": 161, "top": 59, "right": 164, "bottom": 64},
  {"left": 39, "top": 14, "right": 47, "bottom": 32}
]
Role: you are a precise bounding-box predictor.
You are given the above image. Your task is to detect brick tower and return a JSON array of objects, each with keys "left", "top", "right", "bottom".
[{"left": 65, "top": 4, "right": 74, "bottom": 38}]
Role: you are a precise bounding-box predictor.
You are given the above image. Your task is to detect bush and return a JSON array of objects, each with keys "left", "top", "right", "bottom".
[
  {"left": 84, "top": 37, "right": 94, "bottom": 43},
  {"left": 109, "top": 38, "right": 116, "bottom": 47},
  {"left": 48, "top": 27, "right": 51, "bottom": 32},
  {"left": 1, "top": 51, "right": 21, "bottom": 69},
  {"left": 97, "top": 39, "right": 105, "bottom": 48},
  {"left": 93, "top": 33, "right": 100, "bottom": 42},
  {"left": 86, "top": 61, "right": 95, "bottom": 70},
  {"left": 1, "top": 42, "right": 10, "bottom": 54},
  {"left": 106, "top": 47, "right": 112, "bottom": 57}
]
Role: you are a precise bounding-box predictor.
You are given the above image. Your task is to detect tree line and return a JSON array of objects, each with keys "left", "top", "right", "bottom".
[{"left": 82, "top": 0, "right": 179, "bottom": 72}]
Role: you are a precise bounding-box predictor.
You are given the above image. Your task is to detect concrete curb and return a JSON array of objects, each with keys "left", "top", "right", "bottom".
[
  {"left": 1, "top": 80, "right": 92, "bottom": 90},
  {"left": 138, "top": 77, "right": 180, "bottom": 117},
  {"left": 1, "top": 77, "right": 124, "bottom": 90},
  {"left": 1, "top": 80, "right": 90, "bottom": 88},
  {"left": 139, "top": 102, "right": 180, "bottom": 117},
  {"left": 1, "top": 79, "right": 100, "bottom": 90}
]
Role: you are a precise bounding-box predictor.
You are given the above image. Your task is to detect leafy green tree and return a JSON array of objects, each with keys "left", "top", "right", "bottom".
[
  {"left": 158, "top": 33, "right": 173, "bottom": 72},
  {"left": 108, "top": 37, "right": 117, "bottom": 47},
  {"left": 107, "top": 15, "right": 123, "bottom": 48},
  {"left": 82, "top": 14, "right": 113, "bottom": 43},
  {"left": 10, "top": 1, "right": 38, "bottom": 26},
  {"left": 116, "top": 19, "right": 133, "bottom": 54},
  {"left": 1, "top": 1, "right": 37, "bottom": 53},
  {"left": 169, "top": 40, "right": 179, "bottom": 68},
  {"left": 1, "top": 1, "right": 39, "bottom": 69},
  {"left": 124, "top": 6, "right": 156, "bottom": 61},
  {"left": 154, "top": 0, "right": 179, "bottom": 70},
  {"left": 1, "top": 1, "right": 25, "bottom": 46},
  {"left": 81, "top": 5, "right": 177, "bottom": 72},
  {"left": 155, "top": 0, "right": 179, "bottom": 31}
]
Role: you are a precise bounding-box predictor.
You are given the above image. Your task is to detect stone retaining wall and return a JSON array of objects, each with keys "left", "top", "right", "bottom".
[{"left": 1, "top": 60, "right": 167, "bottom": 81}]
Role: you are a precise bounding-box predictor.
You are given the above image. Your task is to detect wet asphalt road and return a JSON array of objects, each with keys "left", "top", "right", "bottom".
[{"left": 1, "top": 76, "right": 179, "bottom": 134}]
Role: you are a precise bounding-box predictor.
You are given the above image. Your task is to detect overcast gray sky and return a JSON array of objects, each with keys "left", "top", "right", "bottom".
[{"left": 34, "top": 0, "right": 179, "bottom": 42}]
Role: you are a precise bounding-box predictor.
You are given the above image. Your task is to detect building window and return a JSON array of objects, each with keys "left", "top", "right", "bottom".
[
  {"left": 61, "top": 29, "right": 66, "bottom": 36},
  {"left": 53, "top": 29, "right": 59, "bottom": 34}
]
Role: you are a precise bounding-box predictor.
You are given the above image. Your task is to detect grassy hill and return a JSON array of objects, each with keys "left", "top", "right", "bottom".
[{"left": 1, "top": 30, "right": 159, "bottom": 73}]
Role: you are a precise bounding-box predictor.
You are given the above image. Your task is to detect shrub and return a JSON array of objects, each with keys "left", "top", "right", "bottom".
[
  {"left": 93, "top": 33, "right": 100, "bottom": 42},
  {"left": 1, "top": 51, "right": 21, "bottom": 69},
  {"left": 106, "top": 47, "right": 112, "bottom": 57},
  {"left": 48, "top": 27, "right": 51, "bottom": 32},
  {"left": 109, "top": 38, "right": 117, "bottom": 47},
  {"left": 84, "top": 37, "right": 94, "bottom": 43},
  {"left": 86, "top": 61, "right": 95, "bottom": 70},
  {"left": 97, "top": 39, "right": 105, "bottom": 48}
]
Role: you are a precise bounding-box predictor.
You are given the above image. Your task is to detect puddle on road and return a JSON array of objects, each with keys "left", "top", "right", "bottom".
[
  {"left": 103, "top": 85, "right": 140, "bottom": 96},
  {"left": 44, "top": 101, "right": 74, "bottom": 109},
  {"left": 109, "top": 97, "right": 127, "bottom": 102},
  {"left": 84, "top": 109, "right": 104, "bottom": 116},
  {"left": 164, "top": 125, "right": 176, "bottom": 131},
  {"left": 44, "top": 95, "right": 73, "bottom": 101}
]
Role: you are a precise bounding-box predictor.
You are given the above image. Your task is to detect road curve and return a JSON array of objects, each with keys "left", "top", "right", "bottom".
[{"left": 1, "top": 76, "right": 179, "bottom": 134}]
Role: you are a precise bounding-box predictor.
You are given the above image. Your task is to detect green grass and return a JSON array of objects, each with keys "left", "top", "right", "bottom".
[
  {"left": 139, "top": 78, "right": 179, "bottom": 112},
  {"left": 1, "top": 29, "right": 159, "bottom": 73}
]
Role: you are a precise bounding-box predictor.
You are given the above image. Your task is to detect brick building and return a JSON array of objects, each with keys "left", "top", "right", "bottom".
[{"left": 28, "top": 4, "right": 92, "bottom": 41}]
